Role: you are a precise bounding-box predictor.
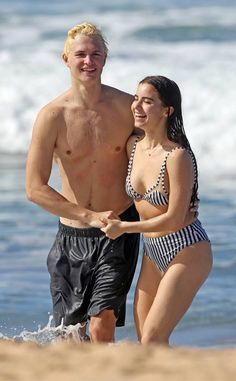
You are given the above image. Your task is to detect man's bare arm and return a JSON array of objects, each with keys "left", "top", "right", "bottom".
[{"left": 25, "top": 106, "right": 113, "bottom": 227}]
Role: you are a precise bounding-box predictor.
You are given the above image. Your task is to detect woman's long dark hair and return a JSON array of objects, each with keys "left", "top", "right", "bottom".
[{"left": 139, "top": 75, "right": 199, "bottom": 207}]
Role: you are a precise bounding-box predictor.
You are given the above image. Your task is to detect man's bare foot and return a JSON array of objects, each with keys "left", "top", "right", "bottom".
[
  {"left": 60, "top": 322, "right": 90, "bottom": 343},
  {"left": 76, "top": 322, "right": 90, "bottom": 342}
]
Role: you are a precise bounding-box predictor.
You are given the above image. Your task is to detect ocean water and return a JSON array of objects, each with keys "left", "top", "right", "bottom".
[{"left": 0, "top": 0, "right": 235, "bottom": 347}]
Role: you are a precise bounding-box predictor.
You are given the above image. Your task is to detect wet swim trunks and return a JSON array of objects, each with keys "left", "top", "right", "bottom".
[{"left": 47, "top": 204, "right": 140, "bottom": 327}]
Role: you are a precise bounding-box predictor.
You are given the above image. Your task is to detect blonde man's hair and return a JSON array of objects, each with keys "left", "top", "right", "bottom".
[{"left": 63, "top": 22, "right": 108, "bottom": 57}]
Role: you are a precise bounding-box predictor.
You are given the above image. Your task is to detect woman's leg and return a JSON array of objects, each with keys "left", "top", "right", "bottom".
[
  {"left": 141, "top": 241, "right": 212, "bottom": 345},
  {"left": 134, "top": 254, "right": 163, "bottom": 341}
]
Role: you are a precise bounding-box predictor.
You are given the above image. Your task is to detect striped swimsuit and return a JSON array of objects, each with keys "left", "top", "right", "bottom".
[{"left": 126, "top": 139, "right": 210, "bottom": 272}]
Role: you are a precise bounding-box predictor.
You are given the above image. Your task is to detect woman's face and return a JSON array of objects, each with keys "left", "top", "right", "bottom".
[{"left": 131, "top": 83, "right": 168, "bottom": 129}]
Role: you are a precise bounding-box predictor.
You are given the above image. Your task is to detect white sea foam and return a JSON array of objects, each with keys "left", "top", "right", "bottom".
[
  {"left": 0, "top": 315, "right": 89, "bottom": 345},
  {"left": 0, "top": 2, "right": 235, "bottom": 182}
]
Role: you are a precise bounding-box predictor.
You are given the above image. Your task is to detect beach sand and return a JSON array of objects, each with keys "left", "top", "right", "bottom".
[{"left": 1, "top": 341, "right": 235, "bottom": 381}]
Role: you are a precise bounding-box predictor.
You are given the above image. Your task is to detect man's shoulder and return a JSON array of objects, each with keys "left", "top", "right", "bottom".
[
  {"left": 127, "top": 131, "right": 144, "bottom": 146},
  {"left": 38, "top": 91, "right": 70, "bottom": 121},
  {"left": 103, "top": 84, "right": 133, "bottom": 103}
]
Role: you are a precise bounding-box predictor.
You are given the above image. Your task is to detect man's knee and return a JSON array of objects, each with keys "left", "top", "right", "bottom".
[{"left": 89, "top": 309, "right": 116, "bottom": 343}]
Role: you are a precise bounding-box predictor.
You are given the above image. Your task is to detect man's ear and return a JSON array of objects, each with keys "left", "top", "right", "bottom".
[{"left": 62, "top": 53, "right": 69, "bottom": 66}]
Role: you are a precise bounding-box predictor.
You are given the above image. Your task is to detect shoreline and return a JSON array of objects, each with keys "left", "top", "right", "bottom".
[{"left": 1, "top": 322, "right": 236, "bottom": 349}]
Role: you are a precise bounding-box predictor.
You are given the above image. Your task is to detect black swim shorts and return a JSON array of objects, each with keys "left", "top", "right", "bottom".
[{"left": 47, "top": 204, "right": 140, "bottom": 327}]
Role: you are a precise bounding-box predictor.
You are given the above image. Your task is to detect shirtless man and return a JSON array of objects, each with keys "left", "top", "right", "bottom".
[{"left": 25, "top": 22, "right": 140, "bottom": 343}]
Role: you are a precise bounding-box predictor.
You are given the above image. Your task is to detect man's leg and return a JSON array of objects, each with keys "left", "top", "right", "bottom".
[
  {"left": 88, "top": 205, "right": 140, "bottom": 342},
  {"left": 89, "top": 309, "right": 116, "bottom": 342}
]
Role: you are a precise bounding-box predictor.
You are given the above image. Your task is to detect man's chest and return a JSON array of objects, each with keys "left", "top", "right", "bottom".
[{"left": 56, "top": 109, "right": 129, "bottom": 158}]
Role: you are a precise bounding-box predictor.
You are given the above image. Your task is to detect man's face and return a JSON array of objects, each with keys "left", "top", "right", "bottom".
[{"left": 64, "top": 35, "right": 106, "bottom": 83}]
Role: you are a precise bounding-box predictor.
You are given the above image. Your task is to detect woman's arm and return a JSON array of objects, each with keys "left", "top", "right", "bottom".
[{"left": 101, "top": 148, "right": 195, "bottom": 238}]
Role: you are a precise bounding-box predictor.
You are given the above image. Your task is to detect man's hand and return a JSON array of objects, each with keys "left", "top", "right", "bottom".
[{"left": 88, "top": 210, "right": 120, "bottom": 228}]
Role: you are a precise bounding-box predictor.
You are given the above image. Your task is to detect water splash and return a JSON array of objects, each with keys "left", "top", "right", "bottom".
[{"left": 0, "top": 316, "right": 89, "bottom": 346}]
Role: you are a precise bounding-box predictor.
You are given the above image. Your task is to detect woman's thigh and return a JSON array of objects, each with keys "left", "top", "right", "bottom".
[
  {"left": 134, "top": 254, "right": 162, "bottom": 339},
  {"left": 142, "top": 241, "right": 212, "bottom": 343}
]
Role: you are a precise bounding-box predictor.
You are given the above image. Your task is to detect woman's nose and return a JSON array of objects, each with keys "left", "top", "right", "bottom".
[{"left": 134, "top": 100, "right": 142, "bottom": 110}]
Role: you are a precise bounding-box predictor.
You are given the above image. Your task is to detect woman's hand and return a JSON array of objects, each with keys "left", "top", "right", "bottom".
[
  {"left": 88, "top": 211, "right": 120, "bottom": 228},
  {"left": 101, "top": 219, "right": 125, "bottom": 239}
]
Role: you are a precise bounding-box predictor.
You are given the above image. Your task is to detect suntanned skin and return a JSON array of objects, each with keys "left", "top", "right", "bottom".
[
  {"left": 25, "top": 34, "right": 135, "bottom": 342},
  {"left": 101, "top": 81, "right": 212, "bottom": 345},
  {"left": 26, "top": 35, "right": 134, "bottom": 229}
]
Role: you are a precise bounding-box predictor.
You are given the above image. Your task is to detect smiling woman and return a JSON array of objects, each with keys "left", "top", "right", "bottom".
[{"left": 101, "top": 75, "right": 212, "bottom": 346}]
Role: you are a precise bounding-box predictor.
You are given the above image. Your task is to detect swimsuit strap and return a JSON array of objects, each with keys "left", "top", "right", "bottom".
[
  {"left": 160, "top": 146, "right": 184, "bottom": 195},
  {"left": 144, "top": 157, "right": 167, "bottom": 195},
  {"left": 127, "top": 137, "right": 140, "bottom": 178},
  {"left": 160, "top": 146, "right": 198, "bottom": 195},
  {"left": 136, "top": 146, "right": 177, "bottom": 197}
]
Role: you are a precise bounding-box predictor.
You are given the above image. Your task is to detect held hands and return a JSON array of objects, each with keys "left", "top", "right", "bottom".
[
  {"left": 89, "top": 210, "right": 120, "bottom": 229},
  {"left": 100, "top": 219, "right": 125, "bottom": 239}
]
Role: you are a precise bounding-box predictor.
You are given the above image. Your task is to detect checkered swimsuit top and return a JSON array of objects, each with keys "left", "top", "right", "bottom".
[{"left": 125, "top": 138, "right": 197, "bottom": 206}]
